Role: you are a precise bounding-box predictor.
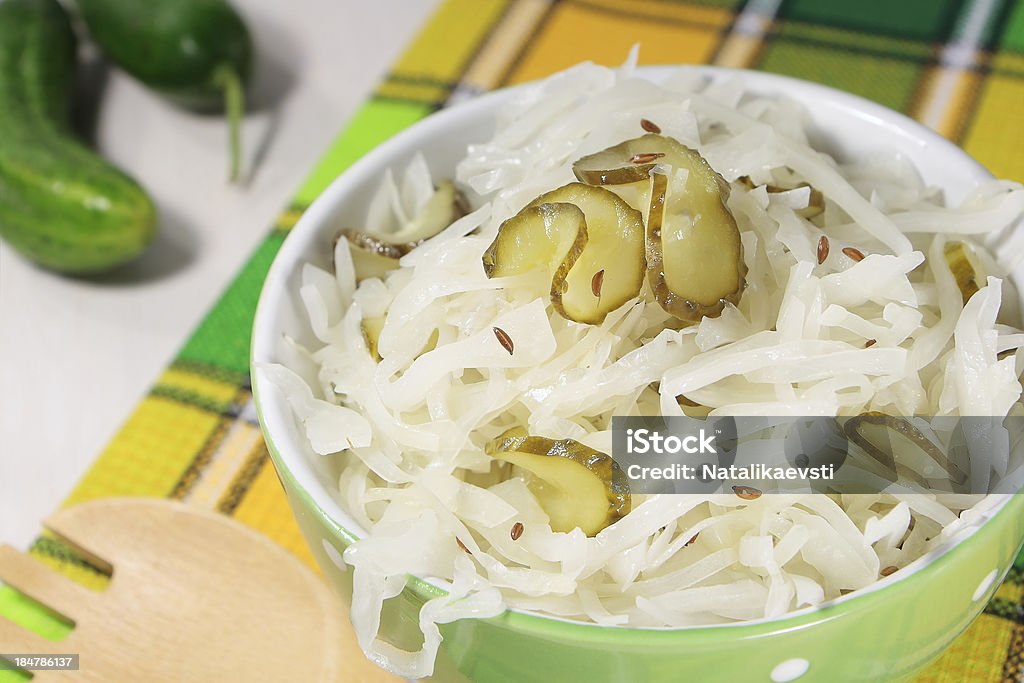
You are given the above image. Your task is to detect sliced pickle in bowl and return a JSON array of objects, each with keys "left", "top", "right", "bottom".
[
  {"left": 843, "top": 412, "right": 967, "bottom": 487},
  {"left": 361, "top": 316, "right": 386, "bottom": 362},
  {"left": 482, "top": 202, "right": 587, "bottom": 280},
  {"left": 339, "top": 228, "right": 409, "bottom": 261},
  {"left": 647, "top": 165, "right": 745, "bottom": 321},
  {"left": 333, "top": 235, "right": 403, "bottom": 281},
  {"left": 398, "top": 179, "right": 468, "bottom": 241},
  {"left": 483, "top": 183, "right": 646, "bottom": 325},
  {"left": 531, "top": 185, "right": 646, "bottom": 324},
  {"left": 573, "top": 134, "right": 674, "bottom": 186},
  {"left": 573, "top": 134, "right": 746, "bottom": 322},
  {"left": 337, "top": 180, "right": 467, "bottom": 280},
  {"left": 485, "top": 427, "right": 631, "bottom": 536},
  {"left": 737, "top": 175, "right": 824, "bottom": 219},
  {"left": 571, "top": 134, "right": 676, "bottom": 214},
  {"left": 943, "top": 240, "right": 984, "bottom": 306},
  {"left": 361, "top": 315, "right": 438, "bottom": 363}
]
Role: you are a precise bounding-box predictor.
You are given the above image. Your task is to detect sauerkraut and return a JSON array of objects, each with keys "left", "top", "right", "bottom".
[{"left": 260, "top": 56, "right": 1024, "bottom": 678}]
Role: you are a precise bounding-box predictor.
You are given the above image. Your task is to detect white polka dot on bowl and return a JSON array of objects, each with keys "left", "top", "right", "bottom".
[
  {"left": 771, "top": 658, "right": 809, "bottom": 682},
  {"left": 972, "top": 568, "right": 999, "bottom": 602},
  {"left": 322, "top": 538, "right": 348, "bottom": 572}
]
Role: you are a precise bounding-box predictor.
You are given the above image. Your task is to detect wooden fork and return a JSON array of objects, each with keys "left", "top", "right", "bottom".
[{"left": 0, "top": 498, "right": 400, "bottom": 682}]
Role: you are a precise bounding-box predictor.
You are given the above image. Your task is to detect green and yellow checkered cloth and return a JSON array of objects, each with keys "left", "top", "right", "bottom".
[{"left": 3, "top": 1, "right": 1024, "bottom": 680}]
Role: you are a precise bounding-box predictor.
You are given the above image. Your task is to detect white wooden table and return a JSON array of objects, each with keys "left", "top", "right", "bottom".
[{"left": 0, "top": 0, "right": 436, "bottom": 548}]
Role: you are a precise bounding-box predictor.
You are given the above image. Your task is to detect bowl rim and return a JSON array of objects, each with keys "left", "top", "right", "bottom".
[{"left": 251, "top": 64, "right": 1019, "bottom": 640}]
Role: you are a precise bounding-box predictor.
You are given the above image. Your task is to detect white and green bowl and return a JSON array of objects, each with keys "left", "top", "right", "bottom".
[{"left": 252, "top": 66, "right": 1024, "bottom": 682}]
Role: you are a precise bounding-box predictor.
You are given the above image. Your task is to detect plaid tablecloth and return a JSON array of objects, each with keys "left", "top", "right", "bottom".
[{"left": 3, "top": 0, "right": 1024, "bottom": 680}]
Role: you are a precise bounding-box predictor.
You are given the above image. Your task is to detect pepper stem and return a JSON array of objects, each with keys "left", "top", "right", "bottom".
[{"left": 214, "top": 65, "right": 244, "bottom": 182}]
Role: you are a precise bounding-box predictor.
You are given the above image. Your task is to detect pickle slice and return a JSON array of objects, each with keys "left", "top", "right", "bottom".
[
  {"left": 737, "top": 175, "right": 824, "bottom": 219},
  {"left": 334, "top": 235, "right": 401, "bottom": 281},
  {"left": 482, "top": 202, "right": 587, "bottom": 281},
  {"left": 486, "top": 427, "right": 630, "bottom": 536},
  {"left": 573, "top": 134, "right": 672, "bottom": 185},
  {"left": 677, "top": 394, "right": 712, "bottom": 418},
  {"left": 361, "top": 315, "right": 437, "bottom": 363},
  {"left": 393, "top": 180, "right": 468, "bottom": 244},
  {"left": 529, "top": 184, "right": 645, "bottom": 324},
  {"left": 573, "top": 134, "right": 745, "bottom": 322},
  {"left": 647, "top": 165, "right": 745, "bottom": 321},
  {"left": 572, "top": 134, "right": 670, "bottom": 215},
  {"left": 793, "top": 185, "right": 825, "bottom": 219},
  {"left": 337, "top": 181, "right": 467, "bottom": 280},
  {"left": 943, "top": 241, "right": 984, "bottom": 306},
  {"left": 843, "top": 413, "right": 967, "bottom": 487},
  {"left": 483, "top": 183, "right": 645, "bottom": 325},
  {"left": 361, "top": 316, "right": 385, "bottom": 361}
]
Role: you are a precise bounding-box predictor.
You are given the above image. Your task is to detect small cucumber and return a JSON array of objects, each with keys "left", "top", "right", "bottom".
[
  {"left": 75, "top": 0, "right": 254, "bottom": 180},
  {"left": 0, "top": 0, "right": 157, "bottom": 275}
]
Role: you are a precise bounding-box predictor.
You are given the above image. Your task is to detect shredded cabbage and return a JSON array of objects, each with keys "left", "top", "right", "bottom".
[{"left": 261, "top": 59, "right": 1024, "bottom": 678}]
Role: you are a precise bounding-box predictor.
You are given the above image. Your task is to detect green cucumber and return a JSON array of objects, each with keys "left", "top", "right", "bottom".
[
  {"left": 75, "top": 0, "right": 254, "bottom": 180},
  {"left": 0, "top": 0, "right": 157, "bottom": 275}
]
